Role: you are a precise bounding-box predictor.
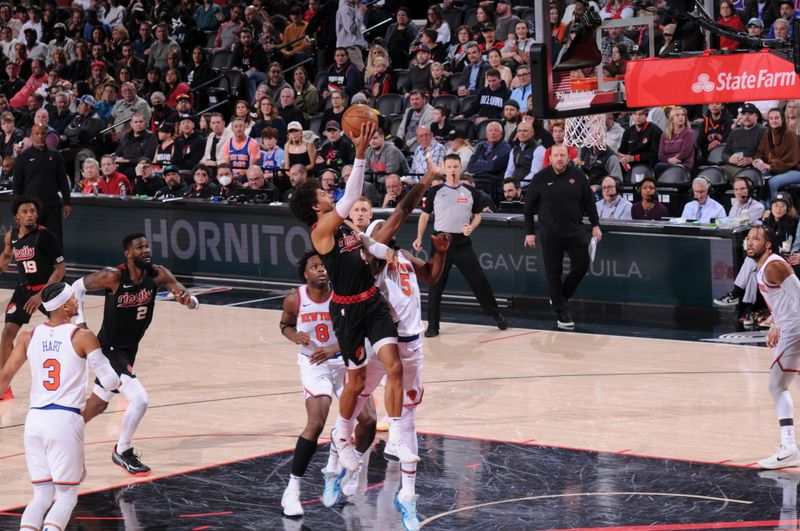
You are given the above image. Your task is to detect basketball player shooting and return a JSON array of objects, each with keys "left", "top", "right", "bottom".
[
  {"left": 289, "top": 121, "right": 419, "bottom": 470},
  {"left": 0, "top": 196, "right": 66, "bottom": 401},
  {"left": 748, "top": 225, "right": 800, "bottom": 469},
  {"left": 0, "top": 282, "right": 120, "bottom": 531},
  {"left": 71, "top": 233, "right": 199, "bottom": 476}
]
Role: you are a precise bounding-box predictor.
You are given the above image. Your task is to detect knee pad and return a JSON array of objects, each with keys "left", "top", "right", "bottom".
[{"left": 43, "top": 484, "right": 78, "bottom": 530}]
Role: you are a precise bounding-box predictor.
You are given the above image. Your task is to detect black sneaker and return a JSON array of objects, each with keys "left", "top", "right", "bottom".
[
  {"left": 424, "top": 327, "right": 439, "bottom": 337},
  {"left": 556, "top": 311, "right": 575, "bottom": 330},
  {"left": 112, "top": 446, "right": 151, "bottom": 476},
  {"left": 494, "top": 314, "right": 509, "bottom": 330}
]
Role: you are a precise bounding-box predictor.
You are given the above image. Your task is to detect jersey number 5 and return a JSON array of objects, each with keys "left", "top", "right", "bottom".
[
  {"left": 43, "top": 359, "right": 61, "bottom": 391},
  {"left": 22, "top": 260, "right": 37, "bottom": 274},
  {"left": 136, "top": 306, "right": 148, "bottom": 320},
  {"left": 315, "top": 323, "right": 330, "bottom": 343},
  {"left": 400, "top": 273, "right": 412, "bottom": 296}
]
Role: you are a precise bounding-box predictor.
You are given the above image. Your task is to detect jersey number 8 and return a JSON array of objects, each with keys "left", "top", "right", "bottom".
[
  {"left": 22, "top": 260, "right": 37, "bottom": 274},
  {"left": 315, "top": 323, "right": 329, "bottom": 343},
  {"left": 42, "top": 359, "right": 60, "bottom": 391}
]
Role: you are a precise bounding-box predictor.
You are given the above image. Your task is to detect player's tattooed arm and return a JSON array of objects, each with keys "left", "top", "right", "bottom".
[
  {"left": 0, "top": 330, "right": 30, "bottom": 393},
  {"left": 156, "top": 266, "right": 198, "bottom": 309},
  {"left": 0, "top": 231, "right": 12, "bottom": 273},
  {"left": 280, "top": 290, "right": 311, "bottom": 345}
]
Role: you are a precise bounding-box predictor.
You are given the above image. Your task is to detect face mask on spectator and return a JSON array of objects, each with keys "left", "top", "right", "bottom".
[{"left": 218, "top": 174, "right": 232, "bottom": 186}]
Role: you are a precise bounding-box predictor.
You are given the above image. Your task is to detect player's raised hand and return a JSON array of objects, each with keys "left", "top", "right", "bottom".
[
  {"left": 352, "top": 121, "right": 377, "bottom": 158},
  {"left": 431, "top": 232, "right": 451, "bottom": 252},
  {"left": 425, "top": 152, "right": 442, "bottom": 176}
]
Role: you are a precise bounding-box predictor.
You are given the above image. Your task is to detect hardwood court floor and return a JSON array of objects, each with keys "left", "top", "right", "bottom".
[{"left": 0, "top": 288, "right": 782, "bottom": 514}]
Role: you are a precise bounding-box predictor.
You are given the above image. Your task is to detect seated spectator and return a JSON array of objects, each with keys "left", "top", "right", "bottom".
[
  {"left": 543, "top": 120, "right": 579, "bottom": 167},
  {"left": 47, "top": 91, "right": 73, "bottom": 135},
  {"left": 132, "top": 157, "right": 166, "bottom": 197},
  {"left": 457, "top": 43, "right": 489, "bottom": 97},
  {"left": 466, "top": 121, "right": 511, "bottom": 202},
  {"left": 21, "top": 108, "right": 59, "bottom": 151},
  {"left": 283, "top": 163, "right": 308, "bottom": 202},
  {"left": 770, "top": 16, "right": 791, "bottom": 41},
  {"left": 754, "top": 108, "right": 800, "bottom": 196},
  {"left": 0, "top": 111, "right": 24, "bottom": 158},
  {"left": 285, "top": 121, "right": 316, "bottom": 174},
  {"left": 251, "top": 95, "right": 287, "bottom": 146},
  {"left": 721, "top": 103, "right": 764, "bottom": 179},
  {"left": 384, "top": 7, "right": 416, "bottom": 68},
  {"left": 366, "top": 56, "right": 393, "bottom": 102},
  {"left": 321, "top": 47, "right": 362, "bottom": 98},
  {"left": 729, "top": 175, "right": 765, "bottom": 223},
  {"left": 580, "top": 143, "right": 623, "bottom": 190},
  {"left": 430, "top": 105, "right": 456, "bottom": 146},
  {"left": 479, "top": 23, "right": 504, "bottom": 55},
  {"left": 153, "top": 122, "right": 177, "bottom": 174},
  {"left": 681, "top": 177, "right": 726, "bottom": 222},
  {"left": 87, "top": 60, "right": 114, "bottom": 100},
  {"left": 457, "top": 69, "right": 510, "bottom": 124},
  {"left": 95, "top": 83, "right": 117, "bottom": 125},
  {"left": 260, "top": 62, "right": 292, "bottom": 102},
  {"left": 595, "top": 176, "right": 632, "bottom": 220},
  {"left": 381, "top": 173, "right": 407, "bottom": 208},
  {"left": 243, "top": 165, "right": 277, "bottom": 199},
  {"left": 655, "top": 106, "right": 696, "bottom": 175},
  {"left": 631, "top": 176, "right": 669, "bottom": 220},
  {"left": 502, "top": 100, "right": 521, "bottom": 141},
  {"left": 258, "top": 127, "right": 285, "bottom": 172},
  {"left": 149, "top": 92, "right": 176, "bottom": 133},
  {"left": 148, "top": 23, "right": 180, "bottom": 71},
  {"left": 0, "top": 156, "right": 14, "bottom": 186},
  {"left": 2, "top": 63, "right": 25, "bottom": 100},
  {"left": 140, "top": 67, "right": 166, "bottom": 104},
  {"left": 114, "top": 112, "right": 158, "bottom": 177},
  {"left": 448, "top": 134, "right": 474, "bottom": 169},
  {"left": 97, "top": 154, "right": 133, "bottom": 195},
  {"left": 201, "top": 112, "right": 232, "bottom": 168},
  {"left": 786, "top": 99, "right": 800, "bottom": 136},
  {"left": 602, "top": 26, "right": 635, "bottom": 65},
  {"left": 79, "top": 157, "right": 103, "bottom": 194},
  {"left": 602, "top": 45, "right": 627, "bottom": 78},
  {"left": 447, "top": 25, "right": 472, "bottom": 74},
  {"left": 154, "top": 164, "right": 189, "bottom": 199},
  {"left": 116, "top": 39, "right": 147, "bottom": 81},
  {"left": 316, "top": 121, "right": 354, "bottom": 173},
  {"left": 110, "top": 82, "right": 151, "bottom": 140},
  {"left": 426, "top": 61, "right": 450, "bottom": 99},
  {"left": 215, "top": 162, "right": 242, "bottom": 199},
  {"left": 502, "top": 178, "right": 523, "bottom": 202},
  {"left": 226, "top": 100, "right": 255, "bottom": 137},
  {"left": 600, "top": 0, "right": 635, "bottom": 20},
  {"left": 697, "top": 102, "right": 733, "bottom": 161},
  {"left": 9, "top": 58, "right": 46, "bottom": 110},
  {"left": 716, "top": 1, "right": 744, "bottom": 50},
  {"left": 279, "top": 87, "right": 306, "bottom": 129},
  {"left": 504, "top": 120, "right": 542, "bottom": 188},
  {"left": 164, "top": 69, "right": 192, "bottom": 109},
  {"left": 460, "top": 173, "right": 496, "bottom": 212},
  {"left": 319, "top": 90, "right": 347, "bottom": 135},
  {"left": 404, "top": 45, "right": 433, "bottom": 94},
  {"left": 486, "top": 49, "right": 512, "bottom": 88},
  {"left": 408, "top": 126, "right": 446, "bottom": 183},
  {"left": 618, "top": 108, "right": 662, "bottom": 174},
  {"left": 293, "top": 67, "right": 319, "bottom": 116},
  {"left": 174, "top": 115, "right": 206, "bottom": 172},
  {"left": 366, "top": 128, "right": 408, "bottom": 175},
  {"left": 232, "top": 27, "right": 268, "bottom": 103},
  {"left": 320, "top": 169, "right": 343, "bottom": 202},
  {"left": 604, "top": 113, "right": 625, "bottom": 153},
  {"left": 225, "top": 116, "right": 261, "bottom": 183},
  {"left": 509, "top": 64, "right": 532, "bottom": 112},
  {"left": 397, "top": 90, "right": 434, "bottom": 151}
]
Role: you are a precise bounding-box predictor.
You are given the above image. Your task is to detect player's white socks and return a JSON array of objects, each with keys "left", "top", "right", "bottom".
[
  {"left": 117, "top": 378, "right": 149, "bottom": 454},
  {"left": 42, "top": 484, "right": 78, "bottom": 531},
  {"left": 400, "top": 466, "right": 417, "bottom": 502},
  {"left": 288, "top": 474, "right": 302, "bottom": 489},
  {"left": 334, "top": 415, "right": 356, "bottom": 441},
  {"left": 20, "top": 482, "right": 54, "bottom": 529},
  {"left": 399, "top": 408, "right": 418, "bottom": 501},
  {"left": 387, "top": 417, "right": 402, "bottom": 443},
  {"left": 326, "top": 443, "right": 340, "bottom": 472},
  {"left": 781, "top": 422, "right": 797, "bottom": 449}
]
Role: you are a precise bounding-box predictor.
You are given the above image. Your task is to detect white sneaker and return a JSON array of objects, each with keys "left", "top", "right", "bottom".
[
  {"left": 331, "top": 428, "right": 359, "bottom": 472},
  {"left": 281, "top": 482, "right": 303, "bottom": 517},
  {"left": 384, "top": 439, "right": 420, "bottom": 464},
  {"left": 758, "top": 444, "right": 800, "bottom": 469},
  {"left": 342, "top": 461, "right": 363, "bottom": 497}
]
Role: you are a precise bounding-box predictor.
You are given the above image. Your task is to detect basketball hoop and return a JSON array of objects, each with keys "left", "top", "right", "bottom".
[{"left": 555, "top": 76, "right": 610, "bottom": 150}]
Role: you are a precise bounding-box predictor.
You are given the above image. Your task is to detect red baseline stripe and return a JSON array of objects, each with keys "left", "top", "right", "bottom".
[
  {"left": 479, "top": 331, "right": 540, "bottom": 344},
  {"left": 179, "top": 511, "right": 233, "bottom": 518},
  {"left": 534, "top": 519, "right": 800, "bottom": 531},
  {"left": 74, "top": 516, "right": 125, "bottom": 520},
  {"left": 193, "top": 527, "right": 213, "bottom": 531},
  {"left": 0, "top": 512, "right": 20, "bottom": 517}
]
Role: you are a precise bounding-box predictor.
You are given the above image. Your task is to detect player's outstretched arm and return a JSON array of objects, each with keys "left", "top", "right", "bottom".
[
  {"left": 311, "top": 121, "right": 376, "bottom": 254},
  {"left": 405, "top": 233, "right": 451, "bottom": 285},
  {"left": 156, "top": 266, "right": 199, "bottom": 309},
  {"left": 24, "top": 260, "right": 68, "bottom": 317},
  {"left": 0, "top": 231, "right": 12, "bottom": 273},
  {"left": 280, "top": 290, "right": 311, "bottom": 345},
  {"left": 72, "top": 328, "right": 120, "bottom": 391},
  {"left": 372, "top": 154, "right": 441, "bottom": 245},
  {"left": 72, "top": 267, "right": 122, "bottom": 326},
  {"left": 0, "top": 330, "right": 30, "bottom": 392}
]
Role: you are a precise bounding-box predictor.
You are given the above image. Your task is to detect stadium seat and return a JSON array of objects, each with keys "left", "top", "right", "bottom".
[
  {"left": 394, "top": 70, "right": 410, "bottom": 93},
  {"left": 221, "top": 70, "right": 243, "bottom": 99},
  {"left": 314, "top": 71, "right": 327, "bottom": 93},
  {"left": 442, "top": 10, "right": 462, "bottom": 35},
  {"left": 210, "top": 50, "right": 235, "bottom": 70},
  {"left": 205, "top": 32, "right": 217, "bottom": 49},
  {"left": 464, "top": 8, "right": 478, "bottom": 28},
  {"left": 377, "top": 94, "right": 405, "bottom": 116},
  {"left": 453, "top": 119, "right": 476, "bottom": 140},
  {"left": 309, "top": 114, "right": 323, "bottom": 135},
  {"left": 476, "top": 120, "right": 489, "bottom": 140},
  {"left": 388, "top": 114, "right": 403, "bottom": 138},
  {"left": 432, "top": 95, "right": 459, "bottom": 116},
  {"left": 627, "top": 164, "right": 653, "bottom": 185},
  {"left": 734, "top": 167, "right": 764, "bottom": 189},
  {"left": 458, "top": 95, "right": 478, "bottom": 116},
  {"left": 657, "top": 165, "right": 691, "bottom": 186},
  {"left": 449, "top": 75, "right": 463, "bottom": 93},
  {"left": 697, "top": 166, "right": 727, "bottom": 188},
  {"left": 707, "top": 144, "right": 726, "bottom": 165}
]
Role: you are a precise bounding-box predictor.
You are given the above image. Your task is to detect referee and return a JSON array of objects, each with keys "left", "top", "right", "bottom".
[
  {"left": 413, "top": 153, "right": 507, "bottom": 337},
  {"left": 523, "top": 144, "right": 602, "bottom": 330}
]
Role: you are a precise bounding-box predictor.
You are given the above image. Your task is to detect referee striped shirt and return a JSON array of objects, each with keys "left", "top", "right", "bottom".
[{"left": 423, "top": 183, "right": 482, "bottom": 233}]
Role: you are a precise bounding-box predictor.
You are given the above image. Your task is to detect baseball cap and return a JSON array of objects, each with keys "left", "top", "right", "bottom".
[
  {"left": 481, "top": 23, "right": 495, "bottom": 32},
  {"left": 178, "top": 113, "right": 195, "bottom": 122},
  {"left": 176, "top": 93, "right": 191, "bottom": 102},
  {"left": 91, "top": 60, "right": 106, "bottom": 70},
  {"left": 158, "top": 122, "right": 174, "bottom": 133},
  {"left": 163, "top": 164, "right": 180, "bottom": 175},
  {"left": 287, "top": 121, "right": 303, "bottom": 132},
  {"left": 740, "top": 102, "right": 759, "bottom": 114},
  {"left": 137, "top": 157, "right": 152, "bottom": 165},
  {"left": 77, "top": 94, "right": 97, "bottom": 107},
  {"left": 747, "top": 17, "right": 764, "bottom": 27},
  {"left": 414, "top": 44, "right": 431, "bottom": 54},
  {"left": 504, "top": 99, "right": 520, "bottom": 110},
  {"left": 325, "top": 120, "right": 341, "bottom": 131},
  {"left": 53, "top": 22, "right": 66, "bottom": 31},
  {"left": 773, "top": 192, "right": 793, "bottom": 209}
]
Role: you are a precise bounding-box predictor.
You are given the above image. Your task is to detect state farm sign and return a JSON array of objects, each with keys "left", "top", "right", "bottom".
[{"left": 625, "top": 50, "right": 800, "bottom": 107}]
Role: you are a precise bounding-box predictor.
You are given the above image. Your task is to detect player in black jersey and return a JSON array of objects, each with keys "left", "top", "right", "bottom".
[
  {"left": 71, "top": 233, "right": 199, "bottom": 475},
  {"left": 0, "top": 196, "right": 65, "bottom": 400},
  {"left": 290, "top": 122, "right": 439, "bottom": 473}
]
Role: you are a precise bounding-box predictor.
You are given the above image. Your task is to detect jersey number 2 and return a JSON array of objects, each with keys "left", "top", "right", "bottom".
[
  {"left": 136, "top": 306, "right": 148, "bottom": 320},
  {"left": 315, "top": 324, "right": 330, "bottom": 343},
  {"left": 42, "top": 359, "right": 60, "bottom": 391},
  {"left": 22, "top": 260, "right": 37, "bottom": 274}
]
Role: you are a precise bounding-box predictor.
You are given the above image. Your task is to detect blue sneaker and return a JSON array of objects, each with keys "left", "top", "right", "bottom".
[
  {"left": 394, "top": 492, "right": 420, "bottom": 531},
  {"left": 322, "top": 466, "right": 346, "bottom": 508}
]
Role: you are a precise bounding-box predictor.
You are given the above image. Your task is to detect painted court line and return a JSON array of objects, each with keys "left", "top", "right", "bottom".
[
  {"left": 479, "top": 330, "right": 541, "bottom": 343},
  {"left": 534, "top": 519, "right": 800, "bottom": 531},
  {"left": 224, "top": 294, "right": 286, "bottom": 307}
]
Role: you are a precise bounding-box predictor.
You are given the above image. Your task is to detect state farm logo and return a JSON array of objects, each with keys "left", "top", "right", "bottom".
[
  {"left": 691, "top": 73, "right": 714, "bottom": 93},
  {"left": 691, "top": 70, "right": 796, "bottom": 93}
]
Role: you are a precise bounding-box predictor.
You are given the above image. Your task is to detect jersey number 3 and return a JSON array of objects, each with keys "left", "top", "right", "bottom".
[{"left": 42, "top": 359, "right": 61, "bottom": 391}]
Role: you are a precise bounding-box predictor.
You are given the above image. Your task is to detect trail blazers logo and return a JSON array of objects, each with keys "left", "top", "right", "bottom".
[
  {"left": 12, "top": 245, "right": 35, "bottom": 261},
  {"left": 117, "top": 289, "right": 154, "bottom": 308},
  {"left": 338, "top": 232, "right": 363, "bottom": 253}
]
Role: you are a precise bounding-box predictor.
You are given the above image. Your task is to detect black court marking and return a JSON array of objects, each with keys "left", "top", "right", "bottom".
[{"left": 0, "top": 434, "right": 797, "bottom": 530}]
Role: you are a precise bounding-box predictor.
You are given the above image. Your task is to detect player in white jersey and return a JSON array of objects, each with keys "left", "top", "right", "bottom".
[
  {"left": 279, "top": 251, "right": 377, "bottom": 517},
  {"left": 0, "top": 282, "right": 120, "bottom": 531},
  {"left": 747, "top": 225, "right": 800, "bottom": 469},
  {"left": 348, "top": 222, "right": 450, "bottom": 531}
]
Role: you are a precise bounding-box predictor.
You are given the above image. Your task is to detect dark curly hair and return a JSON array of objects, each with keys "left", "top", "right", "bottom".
[
  {"left": 297, "top": 250, "right": 319, "bottom": 282},
  {"left": 289, "top": 178, "right": 323, "bottom": 227},
  {"left": 11, "top": 195, "right": 41, "bottom": 216}
]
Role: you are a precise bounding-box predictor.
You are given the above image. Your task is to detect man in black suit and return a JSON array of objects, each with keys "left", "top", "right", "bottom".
[{"left": 457, "top": 43, "right": 489, "bottom": 97}]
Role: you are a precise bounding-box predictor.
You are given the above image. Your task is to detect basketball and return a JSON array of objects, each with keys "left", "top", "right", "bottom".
[{"left": 341, "top": 104, "right": 378, "bottom": 139}]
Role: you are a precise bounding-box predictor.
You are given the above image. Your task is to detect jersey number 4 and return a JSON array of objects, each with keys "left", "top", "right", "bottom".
[
  {"left": 22, "top": 260, "right": 37, "bottom": 274},
  {"left": 315, "top": 323, "right": 330, "bottom": 343},
  {"left": 42, "top": 359, "right": 60, "bottom": 391}
]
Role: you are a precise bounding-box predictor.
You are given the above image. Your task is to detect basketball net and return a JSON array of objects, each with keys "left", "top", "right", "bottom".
[{"left": 555, "top": 75, "right": 608, "bottom": 151}]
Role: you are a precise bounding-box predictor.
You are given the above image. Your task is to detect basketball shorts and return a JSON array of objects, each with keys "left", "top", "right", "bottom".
[
  {"left": 362, "top": 336, "right": 424, "bottom": 407},
  {"left": 330, "top": 293, "right": 397, "bottom": 369},
  {"left": 5, "top": 284, "right": 47, "bottom": 326},
  {"left": 25, "top": 409, "right": 85, "bottom": 485},
  {"left": 298, "top": 352, "right": 345, "bottom": 400},
  {"left": 94, "top": 344, "right": 138, "bottom": 391},
  {"left": 772, "top": 333, "right": 800, "bottom": 372}
]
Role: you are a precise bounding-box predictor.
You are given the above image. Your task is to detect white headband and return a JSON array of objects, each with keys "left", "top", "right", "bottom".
[
  {"left": 365, "top": 219, "right": 384, "bottom": 237},
  {"left": 43, "top": 284, "right": 74, "bottom": 312}
]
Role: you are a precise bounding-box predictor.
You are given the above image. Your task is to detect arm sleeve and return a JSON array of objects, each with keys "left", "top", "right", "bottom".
[
  {"left": 360, "top": 233, "right": 391, "bottom": 259},
  {"left": 335, "top": 159, "right": 366, "bottom": 217},
  {"left": 87, "top": 348, "right": 120, "bottom": 390},
  {"left": 72, "top": 278, "right": 87, "bottom": 325}
]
